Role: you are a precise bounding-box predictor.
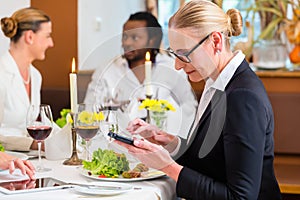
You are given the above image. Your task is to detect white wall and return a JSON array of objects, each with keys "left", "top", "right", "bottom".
[
  {"left": 0, "top": 0, "right": 30, "bottom": 55},
  {"left": 78, "top": 0, "right": 145, "bottom": 70}
]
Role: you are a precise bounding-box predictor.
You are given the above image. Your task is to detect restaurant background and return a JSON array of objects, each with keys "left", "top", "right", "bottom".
[
  {"left": 1, "top": 1, "right": 300, "bottom": 198},
  {"left": 1, "top": 0, "right": 300, "bottom": 155}
]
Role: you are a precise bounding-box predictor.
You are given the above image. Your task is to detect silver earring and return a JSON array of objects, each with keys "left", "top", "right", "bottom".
[{"left": 216, "top": 49, "right": 221, "bottom": 54}]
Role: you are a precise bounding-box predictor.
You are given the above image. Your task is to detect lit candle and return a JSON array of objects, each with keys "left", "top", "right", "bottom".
[
  {"left": 145, "top": 52, "right": 152, "bottom": 96},
  {"left": 69, "top": 57, "right": 78, "bottom": 113}
]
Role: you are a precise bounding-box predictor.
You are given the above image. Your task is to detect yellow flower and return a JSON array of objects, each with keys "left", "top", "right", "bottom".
[
  {"left": 164, "top": 101, "right": 176, "bottom": 111},
  {"left": 138, "top": 98, "right": 156, "bottom": 110},
  {"left": 139, "top": 98, "right": 176, "bottom": 112},
  {"left": 93, "top": 111, "right": 105, "bottom": 121},
  {"left": 78, "top": 111, "right": 94, "bottom": 124},
  {"left": 78, "top": 111, "right": 105, "bottom": 124}
]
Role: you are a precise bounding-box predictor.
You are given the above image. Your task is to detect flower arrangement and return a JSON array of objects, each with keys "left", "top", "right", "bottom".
[
  {"left": 77, "top": 111, "right": 105, "bottom": 124},
  {"left": 245, "top": 0, "right": 300, "bottom": 41},
  {"left": 139, "top": 98, "right": 175, "bottom": 129},
  {"left": 246, "top": 0, "right": 300, "bottom": 39},
  {"left": 55, "top": 108, "right": 105, "bottom": 128},
  {"left": 245, "top": 0, "right": 300, "bottom": 64},
  {"left": 138, "top": 98, "right": 176, "bottom": 112}
]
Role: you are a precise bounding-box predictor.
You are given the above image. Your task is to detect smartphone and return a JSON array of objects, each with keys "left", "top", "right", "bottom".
[
  {"left": 108, "top": 132, "right": 134, "bottom": 145},
  {"left": 0, "top": 177, "right": 67, "bottom": 195}
]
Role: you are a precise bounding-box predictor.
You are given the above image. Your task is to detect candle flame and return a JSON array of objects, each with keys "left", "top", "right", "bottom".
[
  {"left": 145, "top": 52, "right": 150, "bottom": 61},
  {"left": 71, "top": 57, "right": 76, "bottom": 73}
]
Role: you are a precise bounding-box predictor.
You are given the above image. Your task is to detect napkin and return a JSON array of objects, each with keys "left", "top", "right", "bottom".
[{"left": 44, "top": 123, "right": 72, "bottom": 160}]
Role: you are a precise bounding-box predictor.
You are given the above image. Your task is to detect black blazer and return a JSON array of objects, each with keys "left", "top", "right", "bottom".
[{"left": 175, "top": 60, "right": 281, "bottom": 200}]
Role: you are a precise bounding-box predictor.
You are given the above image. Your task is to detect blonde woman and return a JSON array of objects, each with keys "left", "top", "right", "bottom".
[
  {"left": 0, "top": 7, "right": 54, "bottom": 151},
  {"left": 117, "top": 1, "right": 281, "bottom": 199}
]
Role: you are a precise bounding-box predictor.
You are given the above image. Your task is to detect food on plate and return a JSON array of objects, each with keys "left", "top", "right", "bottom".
[
  {"left": 82, "top": 148, "right": 130, "bottom": 178},
  {"left": 133, "top": 163, "right": 149, "bottom": 172},
  {"left": 122, "top": 163, "right": 149, "bottom": 178},
  {"left": 122, "top": 170, "right": 141, "bottom": 178}
]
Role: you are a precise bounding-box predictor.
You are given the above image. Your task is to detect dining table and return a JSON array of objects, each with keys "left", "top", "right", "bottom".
[{"left": 0, "top": 154, "right": 177, "bottom": 200}]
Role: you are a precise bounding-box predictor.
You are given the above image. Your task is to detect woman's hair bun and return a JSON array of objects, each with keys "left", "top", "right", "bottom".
[
  {"left": 226, "top": 8, "right": 243, "bottom": 37},
  {"left": 1, "top": 17, "right": 18, "bottom": 38}
]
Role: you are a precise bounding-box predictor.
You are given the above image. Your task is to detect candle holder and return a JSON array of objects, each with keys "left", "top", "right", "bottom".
[
  {"left": 145, "top": 94, "right": 152, "bottom": 123},
  {"left": 63, "top": 113, "right": 82, "bottom": 165}
]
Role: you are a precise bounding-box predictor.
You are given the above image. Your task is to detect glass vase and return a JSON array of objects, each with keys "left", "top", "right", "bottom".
[
  {"left": 252, "top": 39, "right": 287, "bottom": 69},
  {"left": 150, "top": 111, "right": 167, "bottom": 130}
]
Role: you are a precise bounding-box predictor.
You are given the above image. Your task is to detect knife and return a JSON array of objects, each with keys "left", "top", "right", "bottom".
[{"left": 65, "top": 183, "right": 122, "bottom": 190}]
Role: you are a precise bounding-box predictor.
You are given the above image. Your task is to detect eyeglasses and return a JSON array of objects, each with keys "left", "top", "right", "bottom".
[{"left": 167, "top": 34, "right": 210, "bottom": 63}]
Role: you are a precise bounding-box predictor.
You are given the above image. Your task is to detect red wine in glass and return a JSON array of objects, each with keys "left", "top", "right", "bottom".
[
  {"left": 75, "top": 103, "right": 101, "bottom": 161},
  {"left": 76, "top": 126, "right": 99, "bottom": 141},
  {"left": 26, "top": 104, "right": 53, "bottom": 172},
  {"left": 27, "top": 126, "right": 52, "bottom": 141}
]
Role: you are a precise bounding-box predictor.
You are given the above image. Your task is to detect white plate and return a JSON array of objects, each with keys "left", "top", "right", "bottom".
[
  {"left": 73, "top": 182, "right": 132, "bottom": 196},
  {"left": 256, "top": 65, "right": 285, "bottom": 70},
  {"left": 5, "top": 151, "right": 29, "bottom": 160},
  {"left": 77, "top": 166, "right": 165, "bottom": 182},
  {"left": 250, "top": 62, "right": 285, "bottom": 70}
]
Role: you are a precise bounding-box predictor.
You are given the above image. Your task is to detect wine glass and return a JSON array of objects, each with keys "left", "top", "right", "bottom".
[
  {"left": 100, "top": 109, "right": 119, "bottom": 144},
  {"left": 102, "top": 87, "right": 121, "bottom": 109},
  {"left": 74, "top": 103, "right": 100, "bottom": 161},
  {"left": 26, "top": 104, "right": 53, "bottom": 172},
  {"left": 94, "top": 79, "right": 109, "bottom": 105}
]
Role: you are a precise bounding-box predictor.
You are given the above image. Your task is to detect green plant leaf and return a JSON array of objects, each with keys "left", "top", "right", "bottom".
[
  {"left": 259, "top": 17, "right": 283, "bottom": 40},
  {"left": 0, "top": 143, "right": 4, "bottom": 152},
  {"left": 250, "top": 6, "right": 283, "bottom": 17},
  {"left": 55, "top": 108, "right": 71, "bottom": 128}
]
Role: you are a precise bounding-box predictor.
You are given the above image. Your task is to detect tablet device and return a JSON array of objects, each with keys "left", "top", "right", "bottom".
[{"left": 0, "top": 177, "right": 68, "bottom": 195}]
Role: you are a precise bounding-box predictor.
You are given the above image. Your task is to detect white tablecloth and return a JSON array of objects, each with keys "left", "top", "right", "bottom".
[{"left": 0, "top": 158, "right": 177, "bottom": 200}]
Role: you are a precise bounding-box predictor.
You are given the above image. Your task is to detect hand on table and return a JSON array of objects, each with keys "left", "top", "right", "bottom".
[
  {"left": 114, "top": 138, "right": 175, "bottom": 170},
  {"left": 0, "top": 152, "right": 35, "bottom": 180}
]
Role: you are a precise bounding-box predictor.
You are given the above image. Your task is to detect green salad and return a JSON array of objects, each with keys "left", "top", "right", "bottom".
[{"left": 82, "top": 148, "right": 130, "bottom": 178}]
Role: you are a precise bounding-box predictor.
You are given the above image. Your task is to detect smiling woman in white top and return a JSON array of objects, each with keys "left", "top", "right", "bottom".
[{"left": 0, "top": 7, "right": 54, "bottom": 151}]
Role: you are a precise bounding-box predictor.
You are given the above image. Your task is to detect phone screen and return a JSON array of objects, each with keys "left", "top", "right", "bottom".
[{"left": 0, "top": 177, "right": 67, "bottom": 194}]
